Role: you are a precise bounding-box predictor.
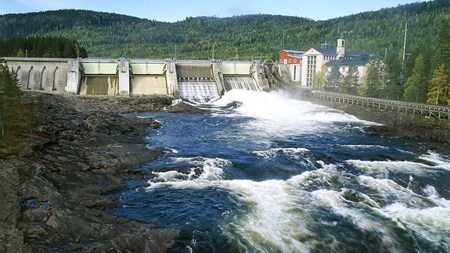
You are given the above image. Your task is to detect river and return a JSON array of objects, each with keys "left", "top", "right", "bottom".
[{"left": 110, "top": 90, "right": 450, "bottom": 252}]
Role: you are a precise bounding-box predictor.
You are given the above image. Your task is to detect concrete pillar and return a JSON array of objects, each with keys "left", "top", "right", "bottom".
[
  {"left": 65, "top": 59, "right": 80, "bottom": 93},
  {"left": 212, "top": 61, "right": 224, "bottom": 96},
  {"left": 118, "top": 58, "right": 130, "bottom": 95},
  {"left": 165, "top": 60, "right": 178, "bottom": 96},
  {"left": 252, "top": 63, "right": 270, "bottom": 91}
]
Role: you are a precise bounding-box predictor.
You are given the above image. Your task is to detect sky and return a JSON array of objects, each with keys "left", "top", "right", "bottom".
[{"left": 1, "top": 0, "right": 423, "bottom": 22}]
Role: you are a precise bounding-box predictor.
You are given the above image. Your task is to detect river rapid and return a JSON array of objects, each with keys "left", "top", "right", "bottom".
[{"left": 110, "top": 90, "right": 450, "bottom": 252}]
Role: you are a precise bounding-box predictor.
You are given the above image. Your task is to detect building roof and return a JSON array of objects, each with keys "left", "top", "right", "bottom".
[
  {"left": 280, "top": 50, "right": 305, "bottom": 59},
  {"left": 280, "top": 50, "right": 305, "bottom": 54},
  {"left": 345, "top": 51, "right": 375, "bottom": 58},
  {"left": 325, "top": 58, "right": 370, "bottom": 67},
  {"left": 314, "top": 48, "right": 337, "bottom": 56},
  {"left": 312, "top": 48, "right": 374, "bottom": 58}
]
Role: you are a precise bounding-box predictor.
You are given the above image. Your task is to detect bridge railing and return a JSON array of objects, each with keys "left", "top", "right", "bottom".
[{"left": 311, "top": 90, "right": 450, "bottom": 120}]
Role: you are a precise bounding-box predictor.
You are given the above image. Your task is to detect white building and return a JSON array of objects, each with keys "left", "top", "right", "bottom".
[{"left": 301, "top": 39, "right": 374, "bottom": 87}]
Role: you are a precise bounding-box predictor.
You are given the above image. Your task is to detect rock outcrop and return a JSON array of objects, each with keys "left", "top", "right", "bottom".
[{"left": 0, "top": 92, "right": 180, "bottom": 252}]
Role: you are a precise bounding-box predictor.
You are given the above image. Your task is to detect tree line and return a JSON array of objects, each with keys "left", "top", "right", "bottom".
[
  {"left": 313, "top": 22, "right": 450, "bottom": 106},
  {"left": 0, "top": 36, "right": 88, "bottom": 58}
]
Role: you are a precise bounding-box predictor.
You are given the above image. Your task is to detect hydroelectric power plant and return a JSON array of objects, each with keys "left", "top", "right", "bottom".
[
  {"left": 2, "top": 57, "right": 270, "bottom": 102},
  {"left": 2, "top": 57, "right": 449, "bottom": 252}
]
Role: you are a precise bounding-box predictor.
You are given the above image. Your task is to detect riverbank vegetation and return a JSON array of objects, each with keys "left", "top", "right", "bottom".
[{"left": 0, "top": 62, "right": 39, "bottom": 157}]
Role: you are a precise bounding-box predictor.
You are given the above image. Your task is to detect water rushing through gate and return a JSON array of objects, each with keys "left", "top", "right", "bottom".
[
  {"left": 177, "top": 81, "right": 220, "bottom": 103},
  {"left": 111, "top": 90, "right": 450, "bottom": 252},
  {"left": 223, "top": 76, "right": 259, "bottom": 91}
]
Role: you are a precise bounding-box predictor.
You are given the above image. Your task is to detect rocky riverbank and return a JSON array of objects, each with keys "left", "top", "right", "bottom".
[{"left": 0, "top": 92, "right": 196, "bottom": 252}]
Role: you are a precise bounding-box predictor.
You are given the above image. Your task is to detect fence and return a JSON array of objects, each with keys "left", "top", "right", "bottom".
[{"left": 310, "top": 90, "right": 450, "bottom": 120}]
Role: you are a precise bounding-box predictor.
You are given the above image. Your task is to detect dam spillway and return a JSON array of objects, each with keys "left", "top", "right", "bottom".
[
  {"left": 176, "top": 63, "right": 220, "bottom": 103},
  {"left": 222, "top": 62, "right": 260, "bottom": 92},
  {"left": 2, "top": 57, "right": 270, "bottom": 102}
]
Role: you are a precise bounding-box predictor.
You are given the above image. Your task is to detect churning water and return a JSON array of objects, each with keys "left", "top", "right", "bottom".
[{"left": 110, "top": 90, "right": 450, "bottom": 252}]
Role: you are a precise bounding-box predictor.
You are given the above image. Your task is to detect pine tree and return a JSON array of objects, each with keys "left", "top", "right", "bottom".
[
  {"left": 364, "top": 59, "right": 383, "bottom": 98},
  {"left": 427, "top": 64, "right": 449, "bottom": 105},
  {"left": 0, "top": 62, "right": 21, "bottom": 138},
  {"left": 383, "top": 55, "right": 403, "bottom": 100},
  {"left": 404, "top": 54, "right": 429, "bottom": 102},
  {"left": 325, "top": 63, "right": 341, "bottom": 92},
  {"left": 340, "top": 63, "right": 359, "bottom": 95}
]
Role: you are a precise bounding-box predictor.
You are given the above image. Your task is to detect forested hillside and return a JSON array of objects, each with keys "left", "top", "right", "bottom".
[
  {"left": 0, "top": 0, "right": 448, "bottom": 61},
  {"left": 0, "top": 0, "right": 449, "bottom": 105}
]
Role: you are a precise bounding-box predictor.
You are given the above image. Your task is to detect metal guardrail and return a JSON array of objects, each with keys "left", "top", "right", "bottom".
[{"left": 311, "top": 90, "right": 450, "bottom": 120}]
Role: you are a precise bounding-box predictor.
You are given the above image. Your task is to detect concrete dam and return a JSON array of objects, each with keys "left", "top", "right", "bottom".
[{"left": 2, "top": 57, "right": 270, "bottom": 103}]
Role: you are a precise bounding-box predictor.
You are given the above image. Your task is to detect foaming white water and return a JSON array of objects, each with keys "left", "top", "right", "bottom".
[
  {"left": 213, "top": 90, "right": 375, "bottom": 135},
  {"left": 357, "top": 175, "right": 450, "bottom": 212},
  {"left": 419, "top": 151, "right": 450, "bottom": 171},
  {"left": 145, "top": 175, "right": 314, "bottom": 251},
  {"left": 252, "top": 147, "right": 310, "bottom": 159},
  {"left": 382, "top": 203, "right": 450, "bottom": 248},
  {"left": 347, "top": 159, "right": 442, "bottom": 177},
  {"left": 340, "top": 144, "right": 389, "bottom": 150},
  {"left": 145, "top": 161, "right": 450, "bottom": 251},
  {"left": 423, "top": 185, "right": 440, "bottom": 199},
  {"left": 149, "top": 157, "right": 231, "bottom": 186}
]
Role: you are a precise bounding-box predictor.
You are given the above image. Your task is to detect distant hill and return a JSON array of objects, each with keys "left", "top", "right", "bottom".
[{"left": 0, "top": 0, "right": 449, "bottom": 60}]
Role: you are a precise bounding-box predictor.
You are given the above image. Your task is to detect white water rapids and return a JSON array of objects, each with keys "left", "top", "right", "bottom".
[{"left": 115, "top": 90, "right": 450, "bottom": 252}]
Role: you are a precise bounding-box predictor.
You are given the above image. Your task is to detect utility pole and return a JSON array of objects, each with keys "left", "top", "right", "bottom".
[
  {"left": 402, "top": 22, "right": 408, "bottom": 65},
  {"left": 212, "top": 44, "right": 215, "bottom": 59}
]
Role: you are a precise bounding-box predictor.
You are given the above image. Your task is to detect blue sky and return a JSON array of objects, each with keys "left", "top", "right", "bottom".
[{"left": 1, "top": 0, "right": 422, "bottom": 22}]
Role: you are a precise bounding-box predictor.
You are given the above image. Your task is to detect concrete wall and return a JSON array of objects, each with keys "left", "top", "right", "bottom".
[
  {"left": 131, "top": 76, "right": 167, "bottom": 95},
  {"left": 79, "top": 76, "right": 119, "bottom": 96},
  {"left": 4, "top": 57, "right": 70, "bottom": 92},
  {"left": 252, "top": 63, "right": 270, "bottom": 91},
  {"left": 2, "top": 57, "right": 272, "bottom": 98}
]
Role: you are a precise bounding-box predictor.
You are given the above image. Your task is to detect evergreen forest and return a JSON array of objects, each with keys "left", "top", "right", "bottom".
[
  {"left": 0, "top": 36, "right": 88, "bottom": 58},
  {"left": 0, "top": 0, "right": 449, "bottom": 105}
]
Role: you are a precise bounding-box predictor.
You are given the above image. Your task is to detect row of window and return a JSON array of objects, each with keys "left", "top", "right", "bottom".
[
  {"left": 306, "top": 55, "right": 317, "bottom": 86},
  {"left": 279, "top": 58, "right": 300, "bottom": 64}
]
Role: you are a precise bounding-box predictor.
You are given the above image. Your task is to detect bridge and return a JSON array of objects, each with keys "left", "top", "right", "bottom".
[
  {"left": 1, "top": 57, "right": 271, "bottom": 103},
  {"left": 310, "top": 90, "right": 450, "bottom": 120}
]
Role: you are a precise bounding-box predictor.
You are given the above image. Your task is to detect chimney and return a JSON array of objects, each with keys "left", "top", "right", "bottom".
[{"left": 337, "top": 38, "right": 345, "bottom": 59}]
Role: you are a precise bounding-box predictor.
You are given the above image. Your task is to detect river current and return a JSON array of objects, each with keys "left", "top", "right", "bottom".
[{"left": 110, "top": 90, "right": 450, "bottom": 252}]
